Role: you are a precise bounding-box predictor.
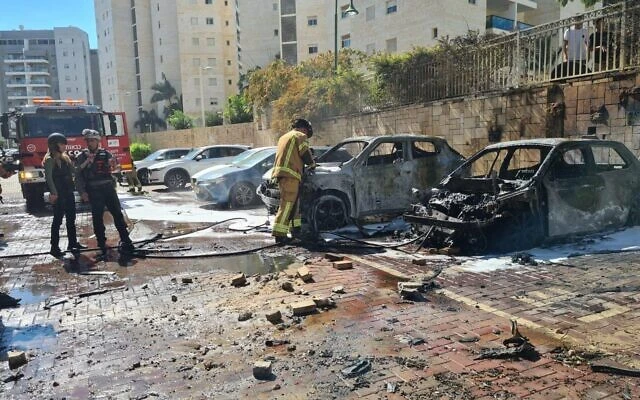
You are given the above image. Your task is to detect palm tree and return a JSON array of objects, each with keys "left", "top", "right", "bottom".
[
  {"left": 150, "top": 73, "right": 182, "bottom": 119},
  {"left": 134, "top": 109, "right": 167, "bottom": 133}
]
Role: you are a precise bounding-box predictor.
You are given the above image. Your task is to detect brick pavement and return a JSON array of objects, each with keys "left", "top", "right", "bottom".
[{"left": 1, "top": 195, "right": 640, "bottom": 398}]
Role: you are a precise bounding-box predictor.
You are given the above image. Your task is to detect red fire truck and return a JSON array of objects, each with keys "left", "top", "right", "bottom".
[{"left": 0, "top": 99, "right": 133, "bottom": 210}]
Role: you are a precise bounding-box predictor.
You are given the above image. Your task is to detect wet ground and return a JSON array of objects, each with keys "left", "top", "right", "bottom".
[{"left": 0, "top": 178, "right": 639, "bottom": 399}]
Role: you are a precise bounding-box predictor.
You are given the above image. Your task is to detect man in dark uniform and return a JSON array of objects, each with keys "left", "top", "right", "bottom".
[{"left": 75, "top": 129, "right": 134, "bottom": 259}]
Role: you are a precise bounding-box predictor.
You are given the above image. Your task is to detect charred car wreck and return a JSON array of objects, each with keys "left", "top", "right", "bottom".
[
  {"left": 258, "top": 135, "right": 464, "bottom": 236},
  {"left": 405, "top": 139, "right": 640, "bottom": 253}
]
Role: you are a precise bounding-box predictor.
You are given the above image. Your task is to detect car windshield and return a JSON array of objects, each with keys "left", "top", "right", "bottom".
[
  {"left": 142, "top": 149, "right": 167, "bottom": 161},
  {"left": 230, "top": 149, "right": 261, "bottom": 165},
  {"left": 455, "top": 146, "right": 549, "bottom": 180},
  {"left": 183, "top": 148, "right": 203, "bottom": 160},
  {"left": 317, "top": 140, "right": 369, "bottom": 163},
  {"left": 235, "top": 149, "right": 275, "bottom": 168}
]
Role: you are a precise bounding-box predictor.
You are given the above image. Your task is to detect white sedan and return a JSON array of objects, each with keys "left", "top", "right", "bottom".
[{"left": 147, "top": 145, "right": 250, "bottom": 190}]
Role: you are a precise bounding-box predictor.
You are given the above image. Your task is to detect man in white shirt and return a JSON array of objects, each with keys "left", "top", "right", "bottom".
[{"left": 563, "top": 21, "right": 587, "bottom": 62}]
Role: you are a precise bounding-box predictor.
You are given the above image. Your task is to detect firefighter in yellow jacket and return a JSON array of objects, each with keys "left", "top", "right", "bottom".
[{"left": 272, "top": 118, "right": 316, "bottom": 243}]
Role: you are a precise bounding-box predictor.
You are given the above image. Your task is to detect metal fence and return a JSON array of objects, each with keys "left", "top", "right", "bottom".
[{"left": 384, "top": 0, "right": 640, "bottom": 106}]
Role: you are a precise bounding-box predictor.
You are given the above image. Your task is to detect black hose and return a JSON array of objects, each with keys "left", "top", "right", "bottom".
[
  {"left": 141, "top": 242, "right": 280, "bottom": 258},
  {"left": 317, "top": 230, "right": 431, "bottom": 250}
]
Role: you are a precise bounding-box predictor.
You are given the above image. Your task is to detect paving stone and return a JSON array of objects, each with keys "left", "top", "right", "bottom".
[{"left": 332, "top": 260, "right": 353, "bottom": 270}]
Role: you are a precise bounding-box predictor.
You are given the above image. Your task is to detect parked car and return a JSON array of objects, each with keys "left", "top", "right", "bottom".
[
  {"left": 404, "top": 138, "right": 640, "bottom": 253},
  {"left": 134, "top": 147, "right": 191, "bottom": 185},
  {"left": 147, "top": 145, "right": 250, "bottom": 190},
  {"left": 192, "top": 147, "right": 277, "bottom": 208},
  {"left": 257, "top": 135, "right": 465, "bottom": 235}
]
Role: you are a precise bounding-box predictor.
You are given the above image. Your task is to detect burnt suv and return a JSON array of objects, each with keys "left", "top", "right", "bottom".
[
  {"left": 257, "top": 135, "right": 464, "bottom": 235},
  {"left": 405, "top": 138, "right": 640, "bottom": 253}
]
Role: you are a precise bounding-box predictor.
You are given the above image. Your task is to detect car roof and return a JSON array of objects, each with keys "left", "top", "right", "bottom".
[
  {"left": 339, "top": 135, "right": 449, "bottom": 143},
  {"left": 484, "top": 138, "right": 628, "bottom": 149},
  {"left": 196, "top": 144, "right": 250, "bottom": 150}
]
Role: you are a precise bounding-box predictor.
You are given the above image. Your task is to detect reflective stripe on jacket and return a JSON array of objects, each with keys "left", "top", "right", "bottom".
[{"left": 272, "top": 129, "right": 312, "bottom": 181}]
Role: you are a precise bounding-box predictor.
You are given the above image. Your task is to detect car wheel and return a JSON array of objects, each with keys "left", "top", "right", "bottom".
[
  {"left": 311, "top": 194, "right": 349, "bottom": 233},
  {"left": 165, "top": 169, "right": 189, "bottom": 190},
  {"left": 230, "top": 182, "right": 256, "bottom": 208},
  {"left": 137, "top": 168, "right": 150, "bottom": 185}
]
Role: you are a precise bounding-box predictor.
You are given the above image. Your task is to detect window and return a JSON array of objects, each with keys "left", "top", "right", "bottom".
[
  {"left": 63, "top": 51, "right": 68, "bottom": 57},
  {"left": 228, "top": 79, "right": 232, "bottom": 85},
  {"left": 66, "top": 87, "right": 72, "bottom": 93},
  {"left": 192, "top": 37, "right": 200, "bottom": 46},
  {"left": 308, "top": 45, "right": 318, "bottom": 54},
  {"left": 591, "top": 145, "right": 629, "bottom": 170},
  {"left": 365, "top": 142, "right": 404, "bottom": 166},
  {"left": 225, "top": 20, "right": 229, "bottom": 26},
  {"left": 210, "top": 97, "right": 218, "bottom": 105},
  {"left": 274, "top": 29, "right": 279, "bottom": 36},
  {"left": 385, "top": 38, "right": 397, "bottom": 53},
  {"left": 468, "top": 0, "right": 476, "bottom": 4},
  {"left": 412, "top": 141, "right": 438, "bottom": 158},
  {"left": 206, "top": 18, "right": 214, "bottom": 25},
  {"left": 308, "top": 16, "right": 317, "bottom": 26},
  {"left": 549, "top": 148, "right": 589, "bottom": 179},
  {"left": 159, "top": 38, "right": 162, "bottom": 45},
  {"left": 65, "top": 75, "right": 71, "bottom": 81},
  {"left": 366, "top": 43, "right": 376, "bottom": 55},
  {"left": 193, "top": 57, "right": 201, "bottom": 67},
  {"left": 160, "top": 55, "right": 163, "bottom": 63},
  {"left": 432, "top": 27, "right": 438, "bottom": 39},
  {"left": 191, "top": 17, "right": 198, "bottom": 25},
  {"left": 209, "top": 77, "right": 217, "bottom": 86},
  {"left": 366, "top": 6, "right": 375, "bottom": 21},
  {"left": 226, "top": 60, "right": 231, "bottom": 66},
  {"left": 226, "top": 40, "right": 230, "bottom": 46},
  {"left": 207, "top": 37, "right": 215, "bottom": 46},
  {"left": 207, "top": 57, "right": 216, "bottom": 66},
  {"left": 504, "top": 148, "right": 544, "bottom": 180},
  {"left": 386, "top": 0, "right": 397, "bottom": 14},
  {"left": 341, "top": 34, "right": 351, "bottom": 48},
  {"left": 205, "top": 0, "right": 212, "bottom": 3},
  {"left": 64, "top": 64, "right": 70, "bottom": 69}
]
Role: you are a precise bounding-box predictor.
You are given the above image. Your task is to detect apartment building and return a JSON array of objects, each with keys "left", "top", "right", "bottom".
[
  {"left": 279, "top": 0, "right": 589, "bottom": 65},
  {"left": 0, "top": 27, "right": 93, "bottom": 113},
  {"left": 95, "top": 0, "right": 280, "bottom": 132}
]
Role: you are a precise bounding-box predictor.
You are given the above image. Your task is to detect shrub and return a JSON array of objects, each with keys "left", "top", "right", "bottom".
[
  {"left": 167, "top": 110, "right": 194, "bottom": 130},
  {"left": 130, "top": 142, "right": 152, "bottom": 161}
]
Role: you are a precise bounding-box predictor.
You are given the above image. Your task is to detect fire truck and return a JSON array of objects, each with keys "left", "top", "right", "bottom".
[{"left": 0, "top": 99, "right": 133, "bottom": 210}]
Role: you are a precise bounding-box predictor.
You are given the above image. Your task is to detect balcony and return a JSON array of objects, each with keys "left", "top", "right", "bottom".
[
  {"left": 486, "top": 15, "right": 534, "bottom": 32},
  {"left": 4, "top": 57, "right": 49, "bottom": 64}
]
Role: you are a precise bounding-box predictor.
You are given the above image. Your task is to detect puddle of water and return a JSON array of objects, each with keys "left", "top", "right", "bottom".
[
  {"left": 9, "top": 286, "right": 55, "bottom": 305},
  {"left": 214, "top": 253, "right": 297, "bottom": 275},
  {"left": 0, "top": 324, "right": 57, "bottom": 353}
]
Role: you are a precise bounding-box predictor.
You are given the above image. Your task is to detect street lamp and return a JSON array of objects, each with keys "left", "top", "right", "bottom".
[
  {"left": 199, "top": 66, "right": 213, "bottom": 127},
  {"left": 334, "top": 0, "right": 359, "bottom": 73}
]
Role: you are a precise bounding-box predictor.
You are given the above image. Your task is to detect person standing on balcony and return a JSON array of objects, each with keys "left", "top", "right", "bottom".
[
  {"left": 588, "top": 18, "right": 614, "bottom": 72},
  {"left": 562, "top": 17, "right": 588, "bottom": 76}
]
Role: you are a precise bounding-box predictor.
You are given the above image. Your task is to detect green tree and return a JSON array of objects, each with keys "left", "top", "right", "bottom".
[
  {"left": 130, "top": 142, "right": 152, "bottom": 161},
  {"left": 557, "top": 0, "right": 614, "bottom": 6},
  {"left": 205, "top": 111, "right": 223, "bottom": 127},
  {"left": 166, "top": 110, "right": 194, "bottom": 130},
  {"left": 224, "top": 94, "right": 253, "bottom": 124}
]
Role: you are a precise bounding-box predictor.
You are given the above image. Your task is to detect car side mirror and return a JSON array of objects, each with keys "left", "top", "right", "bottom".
[
  {"left": 156, "top": 156, "right": 164, "bottom": 161},
  {"left": 195, "top": 155, "right": 203, "bottom": 161}
]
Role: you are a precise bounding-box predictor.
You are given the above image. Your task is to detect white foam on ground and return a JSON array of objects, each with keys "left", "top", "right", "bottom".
[{"left": 459, "top": 226, "right": 640, "bottom": 273}]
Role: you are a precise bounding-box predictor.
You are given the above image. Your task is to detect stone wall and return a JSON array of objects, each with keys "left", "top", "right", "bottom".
[{"left": 133, "top": 71, "right": 640, "bottom": 158}]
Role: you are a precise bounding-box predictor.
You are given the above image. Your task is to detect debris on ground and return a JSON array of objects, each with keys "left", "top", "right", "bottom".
[
  {"left": 291, "top": 299, "right": 317, "bottom": 316},
  {"left": 333, "top": 260, "right": 353, "bottom": 270},
  {"left": 252, "top": 361, "right": 273, "bottom": 380},
  {"left": 44, "top": 296, "right": 68, "bottom": 310},
  {"left": 281, "top": 281, "right": 294, "bottom": 292},
  {"left": 591, "top": 359, "right": 640, "bottom": 377},
  {"left": 313, "top": 297, "right": 336, "bottom": 309},
  {"left": 296, "top": 266, "right": 313, "bottom": 282},
  {"left": 325, "top": 253, "right": 344, "bottom": 262},
  {"left": 475, "top": 320, "right": 539, "bottom": 361},
  {"left": 238, "top": 311, "right": 253, "bottom": 321},
  {"left": 551, "top": 347, "right": 607, "bottom": 367},
  {"left": 265, "top": 310, "right": 282, "bottom": 324},
  {"left": 7, "top": 351, "right": 28, "bottom": 369},
  {"left": 341, "top": 359, "right": 371, "bottom": 378},
  {"left": 231, "top": 273, "right": 247, "bottom": 287},
  {"left": 511, "top": 252, "right": 538, "bottom": 266},
  {"left": 332, "top": 286, "right": 345, "bottom": 294}
]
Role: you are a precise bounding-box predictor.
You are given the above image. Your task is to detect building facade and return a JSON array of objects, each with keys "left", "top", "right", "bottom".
[
  {"left": 95, "top": 0, "right": 280, "bottom": 133},
  {"left": 0, "top": 27, "right": 93, "bottom": 113},
  {"left": 279, "top": 0, "right": 589, "bottom": 65}
]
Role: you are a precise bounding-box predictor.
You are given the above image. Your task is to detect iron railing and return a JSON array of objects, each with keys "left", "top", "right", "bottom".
[{"left": 382, "top": 0, "right": 640, "bottom": 106}]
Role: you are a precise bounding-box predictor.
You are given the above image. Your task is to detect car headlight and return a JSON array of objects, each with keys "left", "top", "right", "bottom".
[
  {"left": 19, "top": 171, "right": 37, "bottom": 179},
  {"left": 149, "top": 167, "right": 163, "bottom": 172},
  {"left": 202, "top": 177, "right": 226, "bottom": 186}
]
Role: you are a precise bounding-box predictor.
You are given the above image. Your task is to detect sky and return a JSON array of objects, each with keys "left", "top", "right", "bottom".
[{"left": 0, "top": 0, "right": 98, "bottom": 48}]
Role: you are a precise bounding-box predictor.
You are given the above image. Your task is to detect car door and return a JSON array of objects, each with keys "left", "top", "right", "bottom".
[
  {"left": 543, "top": 145, "right": 606, "bottom": 237},
  {"left": 406, "top": 138, "right": 447, "bottom": 191},
  {"left": 353, "top": 139, "right": 411, "bottom": 216}
]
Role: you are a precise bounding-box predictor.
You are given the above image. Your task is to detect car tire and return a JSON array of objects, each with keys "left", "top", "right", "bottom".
[
  {"left": 230, "top": 182, "right": 256, "bottom": 208},
  {"left": 137, "top": 168, "right": 150, "bottom": 185},
  {"left": 310, "top": 194, "right": 349, "bottom": 234},
  {"left": 493, "top": 210, "right": 543, "bottom": 253},
  {"left": 165, "top": 169, "right": 189, "bottom": 191}
]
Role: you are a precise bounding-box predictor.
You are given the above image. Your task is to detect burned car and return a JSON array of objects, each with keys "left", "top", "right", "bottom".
[
  {"left": 405, "top": 138, "right": 640, "bottom": 253},
  {"left": 257, "top": 135, "right": 465, "bottom": 235}
]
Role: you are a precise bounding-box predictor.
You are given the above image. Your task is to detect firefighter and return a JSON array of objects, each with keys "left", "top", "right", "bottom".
[
  {"left": 75, "top": 129, "right": 134, "bottom": 259},
  {"left": 43, "top": 133, "right": 86, "bottom": 258},
  {"left": 271, "top": 118, "right": 316, "bottom": 243}
]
